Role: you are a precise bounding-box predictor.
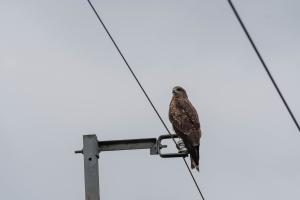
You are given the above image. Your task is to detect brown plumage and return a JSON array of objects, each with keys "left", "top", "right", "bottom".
[{"left": 169, "top": 86, "right": 201, "bottom": 171}]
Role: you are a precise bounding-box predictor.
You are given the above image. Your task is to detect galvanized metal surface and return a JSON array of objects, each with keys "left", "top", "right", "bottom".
[
  {"left": 83, "top": 135, "right": 100, "bottom": 200},
  {"left": 98, "top": 138, "right": 157, "bottom": 153}
]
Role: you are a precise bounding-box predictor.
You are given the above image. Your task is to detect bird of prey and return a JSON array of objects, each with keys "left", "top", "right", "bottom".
[{"left": 169, "top": 86, "right": 201, "bottom": 171}]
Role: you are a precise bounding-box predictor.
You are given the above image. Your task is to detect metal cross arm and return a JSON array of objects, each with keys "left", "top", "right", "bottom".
[
  {"left": 75, "top": 134, "right": 188, "bottom": 158},
  {"left": 98, "top": 138, "right": 158, "bottom": 154}
]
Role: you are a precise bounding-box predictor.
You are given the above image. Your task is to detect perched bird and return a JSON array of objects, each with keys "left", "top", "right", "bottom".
[{"left": 169, "top": 86, "right": 201, "bottom": 171}]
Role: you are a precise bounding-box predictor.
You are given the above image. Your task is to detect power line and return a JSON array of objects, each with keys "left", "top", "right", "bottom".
[
  {"left": 85, "top": 0, "right": 205, "bottom": 199},
  {"left": 227, "top": 0, "right": 300, "bottom": 133}
]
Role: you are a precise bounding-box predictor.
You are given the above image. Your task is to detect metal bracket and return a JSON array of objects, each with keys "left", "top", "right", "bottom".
[{"left": 157, "top": 134, "right": 188, "bottom": 158}]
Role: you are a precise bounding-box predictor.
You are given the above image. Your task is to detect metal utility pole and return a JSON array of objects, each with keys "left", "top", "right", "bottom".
[{"left": 75, "top": 134, "right": 187, "bottom": 200}]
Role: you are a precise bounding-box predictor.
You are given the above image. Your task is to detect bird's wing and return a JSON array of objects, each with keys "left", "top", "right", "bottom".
[
  {"left": 169, "top": 98, "right": 200, "bottom": 136},
  {"left": 177, "top": 98, "right": 200, "bottom": 130}
]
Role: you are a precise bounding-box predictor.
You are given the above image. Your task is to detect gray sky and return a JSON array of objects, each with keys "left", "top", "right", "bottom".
[{"left": 1, "top": 0, "right": 300, "bottom": 200}]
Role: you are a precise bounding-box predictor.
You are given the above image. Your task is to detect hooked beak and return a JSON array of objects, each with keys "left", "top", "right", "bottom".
[{"left": 172, "top": 89, "right": 177, "bottom": 95}]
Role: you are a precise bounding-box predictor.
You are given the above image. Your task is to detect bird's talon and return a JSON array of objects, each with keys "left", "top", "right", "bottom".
[{"left": 177, "top": 139, "right": 188, "bottom": 153}]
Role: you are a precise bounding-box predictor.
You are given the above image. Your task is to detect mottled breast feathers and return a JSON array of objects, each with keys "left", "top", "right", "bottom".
[{"left": 169, "top": 96, "right": 201, "bottom": 138}]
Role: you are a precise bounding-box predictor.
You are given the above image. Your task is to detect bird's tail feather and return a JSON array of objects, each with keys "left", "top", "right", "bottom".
[{"left": 190, "top": 145, "right": 200, "bottom": 172}]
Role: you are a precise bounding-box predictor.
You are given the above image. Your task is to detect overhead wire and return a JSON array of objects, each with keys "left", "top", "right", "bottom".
[
  {"left": 227, "top": 0, "right": 300, "bottom": 133},
  {"left": 85, "top": 0, "right": 205, "bottom": 199}
]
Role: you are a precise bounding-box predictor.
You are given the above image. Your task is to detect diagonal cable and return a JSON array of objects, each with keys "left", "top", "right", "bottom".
[
  {"left": 227, "top": 0, "right": 300, "bottom": 133},
  {"left": 85, "top": 0, "right": 205, "bottom": 199}
]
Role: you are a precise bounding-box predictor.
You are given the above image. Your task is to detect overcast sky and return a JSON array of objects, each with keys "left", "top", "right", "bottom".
[{"left": 1, "top": 0, "right": 300, "bottom": 200}]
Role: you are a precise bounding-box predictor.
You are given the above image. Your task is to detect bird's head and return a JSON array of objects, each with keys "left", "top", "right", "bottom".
[{"left": 172, "top": 86, "right": 188, "bottom": 98}]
